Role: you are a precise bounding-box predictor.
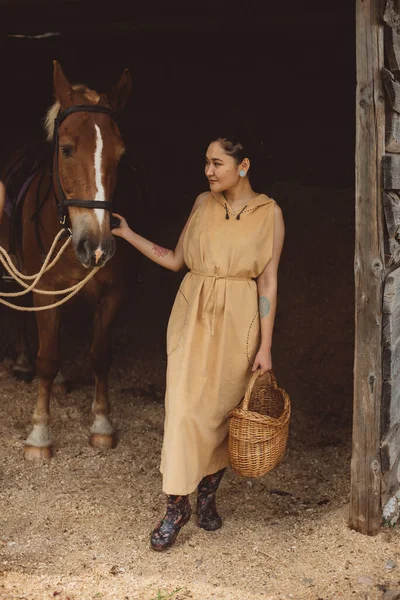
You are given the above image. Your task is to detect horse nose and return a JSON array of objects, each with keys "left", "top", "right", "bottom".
[
  {"left": 75, "top": 237, "right": 115, "bottom": 268},
  {"left": 94, "top": 248, "right": 104, "bottom": 265},
  {"left": 76, "top": 238, "right": 91, "bottom": 268}
]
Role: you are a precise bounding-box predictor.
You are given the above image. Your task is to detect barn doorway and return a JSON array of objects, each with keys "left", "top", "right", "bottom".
[
  {"left": 0, "top": 2, "right": 356, "bottom": 431},
  {"left": 0, "top": 4, "right": 370, "bottom": 595}
]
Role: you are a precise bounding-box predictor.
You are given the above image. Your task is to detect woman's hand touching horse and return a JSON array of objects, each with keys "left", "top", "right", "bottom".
[
  {"left": 110, "top": 211, "right": 180, "bottom": 270},
  {"left": 110, "top": 212, "right": 130, "bottom": 238}
]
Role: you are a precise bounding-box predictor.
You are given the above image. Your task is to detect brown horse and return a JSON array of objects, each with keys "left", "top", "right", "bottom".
[{"left": 0, "top": 61, "right": 133, "bottom": 460}]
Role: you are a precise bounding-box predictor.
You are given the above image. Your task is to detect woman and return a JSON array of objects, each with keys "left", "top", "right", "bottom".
[{"left": 112, "top": 133, "right": 285, "bottom": 551}]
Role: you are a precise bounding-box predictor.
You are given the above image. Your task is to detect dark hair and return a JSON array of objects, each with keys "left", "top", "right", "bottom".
[
  {"left": 214, "top": 135, "right": 246, "bottom": 164},
  {"left": 203, "top": 109, "right": 269, "bottom": 187},
  {"left": 212, "top": 129, "right": 264, "bottom": 165}
]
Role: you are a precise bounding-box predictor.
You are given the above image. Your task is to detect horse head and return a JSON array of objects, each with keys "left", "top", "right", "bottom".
[{"left": 45, "top": 61, "right": 132, "bottom": 268}]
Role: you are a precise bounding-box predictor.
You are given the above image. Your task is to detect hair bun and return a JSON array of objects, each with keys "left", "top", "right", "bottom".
[{"left": 216, "top": 110, "right": 264, "bottom": 161}]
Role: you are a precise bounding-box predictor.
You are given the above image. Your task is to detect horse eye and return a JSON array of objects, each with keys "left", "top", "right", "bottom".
[{"left": 61, "top": 145, "right": 73, "bottom": 159}]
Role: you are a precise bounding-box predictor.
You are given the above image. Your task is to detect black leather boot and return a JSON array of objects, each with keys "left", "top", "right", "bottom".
[
  {"left": 197, "top": 468, "right": 226, "bottom": 531},
  {"left": 150, "top": 494, "right": 191, "bottom": 551}
]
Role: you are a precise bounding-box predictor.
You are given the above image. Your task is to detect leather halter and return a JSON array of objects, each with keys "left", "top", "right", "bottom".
[{"left": 53, "top": 104, "right": 118, "bottom": 229}]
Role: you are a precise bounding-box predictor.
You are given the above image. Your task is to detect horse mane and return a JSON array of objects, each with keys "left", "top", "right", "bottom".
[{"left": 44, "top": 83, "right": 102, "bottom": 142}]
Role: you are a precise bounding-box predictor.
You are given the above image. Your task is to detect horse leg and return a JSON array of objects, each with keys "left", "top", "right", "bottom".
[
  {"left": 89, "top": 289, "right": 122, "bottom": 449},
  {"left": 13, "top": 312, "right": 35, "bottom": 382},
  {"left": 24, "top": 301, "right": 61, "bottom": 461}
]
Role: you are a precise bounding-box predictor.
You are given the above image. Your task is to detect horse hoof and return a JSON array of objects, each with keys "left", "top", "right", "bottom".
[
  {"left": 13, "top": 367, "right": 35, "bottom": 383},
  {"left": 90, "top": 433, "right": 116, "bottom": 449},
  {"left": 24, "top": 445, "right": 52, "bottom": 461}
]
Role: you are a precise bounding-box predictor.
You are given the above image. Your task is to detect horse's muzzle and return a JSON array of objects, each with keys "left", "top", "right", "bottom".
[{"left": 75, "top": 236, "right": 116, "bottom": 268}]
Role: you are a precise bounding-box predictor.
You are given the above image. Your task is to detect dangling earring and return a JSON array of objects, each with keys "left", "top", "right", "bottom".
[{"left": 239, "top": 169, "right": 246, "bottom": 177}]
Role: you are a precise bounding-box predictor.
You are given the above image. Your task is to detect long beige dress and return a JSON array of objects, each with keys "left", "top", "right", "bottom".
[{"left": 160, "top": 191, "right": 276, "bottom": 494}]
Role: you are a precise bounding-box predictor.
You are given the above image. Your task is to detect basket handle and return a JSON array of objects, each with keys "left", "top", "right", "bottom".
[{"left": 242, "top": 369, "right": 277, "bottom": 411}]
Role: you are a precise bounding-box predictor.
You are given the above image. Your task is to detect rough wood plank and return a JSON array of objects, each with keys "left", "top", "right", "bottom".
[
  {"left": 383, "top": 378, "right": 400, "bottom": 435},
  {"left": 386, "top": 111, "right": 400, "bottom": 151},
  {"left": 352, "top": 0, "right": 385, "bottom": 536},
  {"left": 383, "top": 154, "right": 400, "bottom": 188},
  {"left": 382, "top": 449, "right": 400, "bottom": 507},
  {"left": 381, "top": 424, "right": 400, "bottom": 472},
  {"left": 383, "top": 190, "right": 400, "bottom": 237},
  {"left": 382, "top": 361, "right": 400, "bottom": 425},
  {"left": 383, "top": 67, "right": 400, "bottom": 113},
  {"left": 386, "top": 24, "right": 400, "bottom": 71},
  {"left": 383, "top": 339, "right": 400, "bottom": 379},
  {"left": 384, "top": 0, "right": 400, "bottom": 32},
  {"left": 385, "top": 234, "right": 400, "bottom": 266},
  {"left": 382, "top": 268, "right": 400, "bottom": 441},
  {"left": 383, "top": 313, "right": 400, "bottom": 348},
  {"left": 383, "top": 266, "right": 400, "bottom": 314},
  {"left": 383, "top": 278, "right": 400, "bottom": 341}
]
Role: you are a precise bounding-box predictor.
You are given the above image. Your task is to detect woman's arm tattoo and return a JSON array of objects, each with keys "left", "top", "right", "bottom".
[
  {"left": 152, "top": 244, "right": 170, "bottom": 258},
  {"left": 259, "top": 296, "right": 271, "bottom": 318}
]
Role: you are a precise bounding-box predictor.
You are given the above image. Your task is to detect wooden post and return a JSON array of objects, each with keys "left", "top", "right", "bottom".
[{"left": 351, "top": 0, "right": 385, "bottom": 535}]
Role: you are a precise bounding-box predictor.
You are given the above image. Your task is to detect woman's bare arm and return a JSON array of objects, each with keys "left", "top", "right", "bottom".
[
  {"left": 252, "top": 203, "right": 285, "bottom": 374},
  {"left": 112, "top": 192, "right": 208, "bottom": 272}
]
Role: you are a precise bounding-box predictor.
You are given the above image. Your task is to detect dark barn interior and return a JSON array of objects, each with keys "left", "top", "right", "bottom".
[
  {"left": 0, "top": 2, "right": 361, "bottom": 595},
  {"left": 0, "top": 0, "right": 355, "bottom": 411}
]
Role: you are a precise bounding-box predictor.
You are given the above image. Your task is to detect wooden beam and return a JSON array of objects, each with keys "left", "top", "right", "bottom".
[
  {"left": 0, "top": 3, "right": 350, "bottom": 36},
  {"left": 352, "top": 0, "right": 385, "bottom": 535}
]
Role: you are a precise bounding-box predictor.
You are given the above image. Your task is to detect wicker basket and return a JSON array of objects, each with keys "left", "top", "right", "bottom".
[{"left": 228, "top": 369, "right": 291, "bottom": 477}]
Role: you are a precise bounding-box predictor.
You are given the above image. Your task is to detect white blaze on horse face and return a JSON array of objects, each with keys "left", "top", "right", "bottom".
[{"left": 94, "top": 124, "right": 106, "bottom": 225}]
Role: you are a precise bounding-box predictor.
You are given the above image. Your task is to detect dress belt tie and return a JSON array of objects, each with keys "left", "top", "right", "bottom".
[{"left": 190, "top": 267, "right": 253, "bottom": 336}]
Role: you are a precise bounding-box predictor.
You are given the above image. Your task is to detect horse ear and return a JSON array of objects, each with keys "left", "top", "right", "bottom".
[
  {"left": 53, "top": 60, "right": 72, "bottom": 105},
  {"left": 109, "top": 68, "right": 132, "bottom": 111}
]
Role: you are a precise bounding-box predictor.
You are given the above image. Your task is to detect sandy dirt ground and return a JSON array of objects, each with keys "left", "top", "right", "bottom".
[{"left": 1, "top": 182, "right": 399, "bottom": 600}]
